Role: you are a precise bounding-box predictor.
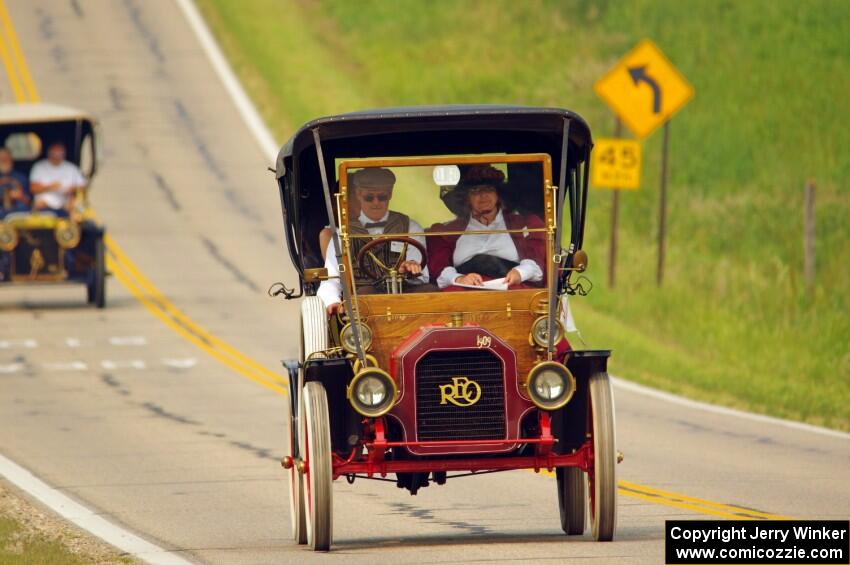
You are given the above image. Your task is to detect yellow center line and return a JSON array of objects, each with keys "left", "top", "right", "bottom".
[
  {"left": 0, "top": 0, "right": 36, "bottom": 101},
  {"left": 0, "top": 8, "right": 24, "bottom": 103},
  {"left": 104, "top": 235, "right": 288, "bottom": 387},
  {"left": 0, "top": 0, "right": 289, "bottom": 395},
  {"left": 537, "top": 470, "right": 791, "bottom": 520},
  {"left": 618, "top": 480, "right": 789, "bottom": 520},
  {"left": 0, "top": 0, "right": 792, "bottom": 524},
  {"left": 617, "top": 481, "right": 790, "bottom": 520},
  {"left": 106, "top": 254, "right": 287, "bottom": 395}
]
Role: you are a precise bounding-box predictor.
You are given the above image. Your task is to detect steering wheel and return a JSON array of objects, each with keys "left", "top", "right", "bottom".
[{"left": 356, "top": 236, "right": 428, "bottom": 281}]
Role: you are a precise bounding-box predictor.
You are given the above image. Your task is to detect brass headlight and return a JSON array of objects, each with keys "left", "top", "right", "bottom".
[
  {"left": 527, "top": 361, "right": 576, "bottom": 411},
  {"left": 530, "top": 315, "right": 564, "bottom": 348},
  {"left": 0, "top": 222, "right": 17, "bottom": 251},
  {"left": 347, "top": 367, "right": 397, "bottom": 418},
  {"left": 340, "top": 321, "right": 373, "bottom": 353},
  {"left": 54, "top": 220, "right": 81, "bottom": 249}
]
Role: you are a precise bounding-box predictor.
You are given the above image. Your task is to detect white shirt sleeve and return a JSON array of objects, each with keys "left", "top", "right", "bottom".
[
  {"left": 437, "top": 266, "right": 461, "bottom": 289},
  {"left": 514, "top": 258, "right": 543, "bottom": 283},
  {"left": 406, "top": 219, "right": 429, "bottom": 285},
  {"left": 316, "top": 239, "right": 342, "bottom": 309}
]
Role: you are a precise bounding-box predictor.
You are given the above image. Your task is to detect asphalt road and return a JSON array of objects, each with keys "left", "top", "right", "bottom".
[{"left": 0, "top": 1, "right": 848, "bottom": 564}]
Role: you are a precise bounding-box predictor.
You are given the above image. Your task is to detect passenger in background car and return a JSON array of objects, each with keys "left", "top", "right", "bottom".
[{"left": 0, "top": 148, "right": 30, "bottom": 218}]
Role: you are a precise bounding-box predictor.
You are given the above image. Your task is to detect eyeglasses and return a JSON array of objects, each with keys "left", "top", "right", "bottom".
[
  {"left": 468, "top": 185, "right": 497, "bottom": 195},
  {"left": 362, "top": 193, "right": 389, "bottom": 203}
]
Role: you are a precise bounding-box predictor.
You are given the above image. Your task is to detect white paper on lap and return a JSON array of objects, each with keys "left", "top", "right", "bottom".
[{"left": 452, "top": 277, "right": 509, "bottom": 291}]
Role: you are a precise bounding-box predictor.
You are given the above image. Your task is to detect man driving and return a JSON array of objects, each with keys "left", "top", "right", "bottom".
[
  {"left": 317, "top": 167, "right": 429, "bottom": 314},
  {"left": 30, "top": 141, "right": 87, "bottom": 216}
]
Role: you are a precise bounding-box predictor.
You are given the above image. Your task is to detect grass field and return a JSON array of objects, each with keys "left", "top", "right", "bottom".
[
  {"left": 196, "top": 0, "right": 850, "bottom": 430},
  {"left": 0, "top": 516, "right": 82, "bottom": 564}
]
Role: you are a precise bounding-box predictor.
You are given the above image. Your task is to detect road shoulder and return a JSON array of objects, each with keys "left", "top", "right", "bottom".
[{"left": 1, "top": 478, "right": 136, "bottom": 564}]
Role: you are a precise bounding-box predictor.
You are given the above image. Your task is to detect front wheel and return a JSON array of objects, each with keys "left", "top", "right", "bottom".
[
  {"left": 557, "top": 466, "right": 586, "bottom": 535},
  {"left": 301, "top": 381, "right": 333, "bottom": 551},
  {"left": 283, "top": 391, "right": 306, "bottom": 544},
  {"left": 588, "top": 372, "right": 617, "bottom": 541}
]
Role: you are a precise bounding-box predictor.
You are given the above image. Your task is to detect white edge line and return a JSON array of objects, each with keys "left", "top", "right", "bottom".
[
  {"left": 0, "top": 453, "right": 192, "bottom": 565},
  {"left": 611, "top": 376, "right": 850, "bottom": 440},
  {"left": 175, "top": 0, "right": 850, "bottom": 444},
  {"left": 174, "top": 0, "right": 279, "bottom": 164}
]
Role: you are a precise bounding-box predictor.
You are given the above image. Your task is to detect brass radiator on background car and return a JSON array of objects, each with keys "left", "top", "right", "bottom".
[{"left": 11, "top": 228, "right": 64, "bottom": 281}]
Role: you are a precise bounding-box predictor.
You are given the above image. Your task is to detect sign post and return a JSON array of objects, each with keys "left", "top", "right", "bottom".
[
  {"left": 594, "top": 39, "right": 693, "bottom": 286},
  {"left": 657, "top": 121, "right": 670, "bottom": 285},
  {"left": 610, "top": 118, "right": 622, "bottom": 288},
  {"left": 589, "top": 122, "right": 643, "bottom": 287}
]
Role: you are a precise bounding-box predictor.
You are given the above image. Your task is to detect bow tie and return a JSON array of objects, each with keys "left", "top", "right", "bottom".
[{"left": 364, "top": 221, "right": 387, "bottom": 229}]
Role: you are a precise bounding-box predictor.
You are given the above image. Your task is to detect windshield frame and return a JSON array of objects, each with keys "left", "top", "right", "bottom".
[
  {"left": 337, "top": 153, "right": 553, "bottom": 239},
  {"left": 334, "top": 152, "right": 556, "bottom": 304}
]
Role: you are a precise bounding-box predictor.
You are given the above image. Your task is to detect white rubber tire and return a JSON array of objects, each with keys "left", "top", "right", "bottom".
[
  {"left": 292, "top": 297, "right": 328, "bottom": 545},
  {"left": 301, "top": 381, "right": 333, "bottom": 551},
  {"left": 283, "top": 392, "right": 306, "bottom": 544},
  {"left": 589, "top": 372, "right": 617, "bottom": 541}
]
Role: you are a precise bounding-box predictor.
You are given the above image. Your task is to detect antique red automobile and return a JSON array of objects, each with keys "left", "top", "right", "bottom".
[{"left": 274, "top": 106, "right": 616, "bottom": 551}]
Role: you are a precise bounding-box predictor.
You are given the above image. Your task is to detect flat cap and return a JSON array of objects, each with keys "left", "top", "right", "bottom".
[{"left": 352, "top": 167, "right": 395, "bottom": 190}]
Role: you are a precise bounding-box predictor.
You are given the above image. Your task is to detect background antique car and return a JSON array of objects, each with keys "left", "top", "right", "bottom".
[
  {"left": 0, "top": 104, "right": 105, "bottom": 307},
  {"left": 274, "top": 106, "right": 616, "bottom": 551}
]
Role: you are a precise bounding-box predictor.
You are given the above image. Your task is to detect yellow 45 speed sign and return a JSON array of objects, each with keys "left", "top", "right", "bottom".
[{"left": 591, "top": 138, "right": 642, "bottom": 190}]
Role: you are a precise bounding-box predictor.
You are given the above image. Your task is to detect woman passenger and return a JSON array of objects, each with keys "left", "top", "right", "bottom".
[{"left": 427, "top": 164, "right": 545, "bottom": 289}]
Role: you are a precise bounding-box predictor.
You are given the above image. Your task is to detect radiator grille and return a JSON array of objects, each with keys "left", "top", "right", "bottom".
[
  {"left": 415, "top": 349, "right": 506, "bottom": 441},
  {"left": 12, "top": 229, "right": 63, "bottom": 280}
]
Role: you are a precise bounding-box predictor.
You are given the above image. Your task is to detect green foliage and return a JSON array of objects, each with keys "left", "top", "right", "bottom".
[{"left": 197, "top": 0, "right": 850, "bottom": 429}]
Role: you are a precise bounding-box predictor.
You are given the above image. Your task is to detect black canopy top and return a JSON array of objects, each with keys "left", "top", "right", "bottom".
[{"left": 276, "top": 105, "right": 592, "bottom": 181}]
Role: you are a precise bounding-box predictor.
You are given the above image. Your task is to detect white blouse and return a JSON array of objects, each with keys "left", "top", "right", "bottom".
[{"left": 436, "top": 210, "right": 543, "bottom": 288}]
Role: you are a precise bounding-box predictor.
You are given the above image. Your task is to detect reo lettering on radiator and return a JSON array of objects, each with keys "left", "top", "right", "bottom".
[{"left": 439, "top": 376, "right": 483, "bottom": 407}]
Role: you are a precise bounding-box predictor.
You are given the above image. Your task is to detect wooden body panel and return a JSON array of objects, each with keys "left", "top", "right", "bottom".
[{"left": 359, "top": 289, "right": 547, "bottom": 376}]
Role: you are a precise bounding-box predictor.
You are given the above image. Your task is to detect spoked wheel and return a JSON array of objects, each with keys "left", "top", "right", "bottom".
[
  {"left": 300, "top": 381, "right": 333, "bottom": 551},
  {"left": 291, "top": 297, "right": 329, "bottom": 546},
  {"left": 588, "top": 372, "right": 617, "bottom": 541},
  {"left": 282, "top": 391, "right": 306, "bottom": 544},
  {"left": 557, "top": 466, "right": 586, "bottom": 535}
]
